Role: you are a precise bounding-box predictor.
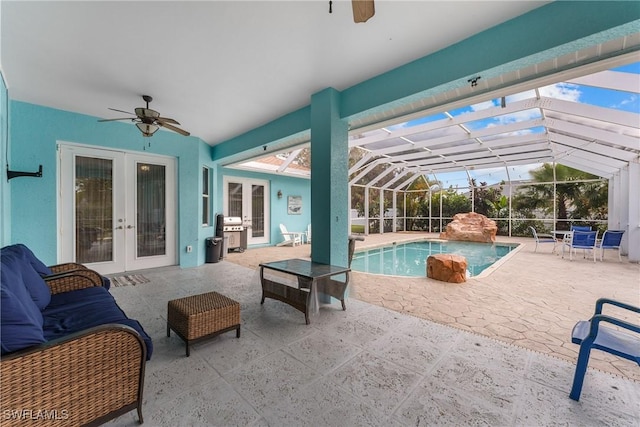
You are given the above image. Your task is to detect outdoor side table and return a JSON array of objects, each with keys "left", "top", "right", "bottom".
[
  {"left": 259, "top": 258, "right": 351, "bottom": 324},
  {"left": 167, "top": 291, "right": 240, "bottom": 356}
]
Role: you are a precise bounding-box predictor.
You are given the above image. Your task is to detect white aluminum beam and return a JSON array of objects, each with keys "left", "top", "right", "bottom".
[
  {"left": 568, "top": 70, "right": 640, "bottom": 94},
  {"left": 556, "top": 158, "right": 613, "bottom": 178},
  {"left": 546, "top": 118, "right": 639, "bottom": 151},
  {"left": 549, "top": 133, "right": 638, "bottom": 162}
]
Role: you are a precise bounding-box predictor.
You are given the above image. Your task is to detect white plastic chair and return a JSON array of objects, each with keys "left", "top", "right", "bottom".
[
  {"left": 304, "top": 224, "right": 311, "bottom": 244},
  {"left": 277, "top": 224, "right": 303, "bottom": 247}
]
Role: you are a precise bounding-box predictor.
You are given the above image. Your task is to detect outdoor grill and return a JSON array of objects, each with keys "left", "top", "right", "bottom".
[{"left": 222, "top": 216, "right": 247, "bottom": 252}]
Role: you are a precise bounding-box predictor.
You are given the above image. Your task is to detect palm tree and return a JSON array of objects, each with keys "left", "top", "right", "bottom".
[{"left": 522, "top": 163, "right": 604, "bottom": 230}]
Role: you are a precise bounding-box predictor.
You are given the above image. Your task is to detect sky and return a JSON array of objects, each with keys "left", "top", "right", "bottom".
[{"left": 387, "top": 62, "right": 640, "bottom": 190}]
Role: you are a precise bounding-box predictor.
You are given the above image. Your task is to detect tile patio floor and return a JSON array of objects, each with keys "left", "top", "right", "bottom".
[{"left": 105, "top": 234, "right": 639, "bottom": 426}]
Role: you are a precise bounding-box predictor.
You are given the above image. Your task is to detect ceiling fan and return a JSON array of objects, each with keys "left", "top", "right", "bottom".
[
  {"left": 329, "top": 0, "right": 375, "bottom": 23},
  {"left": 352, "top": 0, "right": 375, "bottom": 23},
  {"left": 98, "top": 95, "right": 190, "bottom": 137}
]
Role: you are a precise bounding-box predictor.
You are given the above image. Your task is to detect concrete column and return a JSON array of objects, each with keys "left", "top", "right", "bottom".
[
  {"left": 310, "top": 88, "right": 348, "bottom": 267},
  {"left": 626, "top": 162, "right": 639, "bottom": 262}
]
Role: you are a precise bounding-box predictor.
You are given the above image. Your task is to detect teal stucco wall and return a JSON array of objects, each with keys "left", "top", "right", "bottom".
[{"left": 8, "top": 101, "right": 204, "bottom": 267}]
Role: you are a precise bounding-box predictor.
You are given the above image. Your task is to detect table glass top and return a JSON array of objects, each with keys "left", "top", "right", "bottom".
[{"left": 260, "top": 258, "right": 350, "bottom": 279}]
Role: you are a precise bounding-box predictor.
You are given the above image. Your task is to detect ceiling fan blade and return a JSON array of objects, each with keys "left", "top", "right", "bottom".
[
  {"left": 156, "top": 116, "right": 180, "bottom": 125},
  {"left": 98, "top": 117, "right": 134, "bottom": 122},
  {"left": 158, "top": 121, "right": 190, "bottom": 136},
  {"left": 352, "top": 0, "right": 375, "bottom": 23},
  {"left": 108, "top": 108, "right": 135, "bottom": 115}
]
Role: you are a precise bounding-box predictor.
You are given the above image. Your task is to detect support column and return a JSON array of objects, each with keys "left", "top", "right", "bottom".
[
  {"left": 310, "top": 88, "right": 348, "bottom": 267},
  {"left": 626, "top": 162, "right": 639, "bottom": 262}
]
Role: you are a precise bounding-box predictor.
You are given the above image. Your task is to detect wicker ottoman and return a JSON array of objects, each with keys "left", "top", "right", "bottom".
[{"left": 167, "top": 291, "right": 240, "bottom": 356}]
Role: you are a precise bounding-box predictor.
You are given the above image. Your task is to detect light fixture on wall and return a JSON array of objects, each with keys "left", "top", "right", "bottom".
[{"left": 277, "top": 190, "right": 283, "bottom": 199}]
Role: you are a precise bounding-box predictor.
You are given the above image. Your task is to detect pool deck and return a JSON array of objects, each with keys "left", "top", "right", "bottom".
[{"left": 225, "top": 232, "right": 640, "bottom": 382}]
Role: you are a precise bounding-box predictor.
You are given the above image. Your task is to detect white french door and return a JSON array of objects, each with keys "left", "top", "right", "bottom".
[
  {"left": 59, "top": 144, "right": 176, "bottom": 274},
  {"left": 223, "top": 176, "right": 270, "bottom": 245}
]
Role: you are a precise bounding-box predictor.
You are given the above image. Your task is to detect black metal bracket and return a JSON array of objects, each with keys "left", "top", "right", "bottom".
[{"left": 7, "top": 165, "right": 43, "bottom": 180}]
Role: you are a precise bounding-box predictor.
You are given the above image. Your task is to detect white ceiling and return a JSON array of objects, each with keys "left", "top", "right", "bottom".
[{"left": 1, "top": 1, "right": 549, "bottom": 145}]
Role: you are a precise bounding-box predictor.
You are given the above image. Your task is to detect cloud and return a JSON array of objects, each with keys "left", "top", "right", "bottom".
[
  {"left": 610, "top": 94, "right": 638, "bottom": 109},
  {"left": 539, "top": 82, "right": 582, "bottom": 102}
]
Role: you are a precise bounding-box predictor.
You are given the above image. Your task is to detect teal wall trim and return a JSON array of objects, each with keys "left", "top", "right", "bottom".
[
  {"left": 211, "top": 106, "right": 311, "bottom": 161},
  {"left": 8, "top": 101, "right": 203, "bottom": 267},
  {"left": 310, "top": 88, "right": 348, "bottom": 268},
  {"left": 341, "top": 1, "right": 640, "bottom": 121}
]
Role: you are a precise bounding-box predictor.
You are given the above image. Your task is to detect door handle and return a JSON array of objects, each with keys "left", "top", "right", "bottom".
[
  {"left": 127, "top": 225, "right": 135, "bottom": 229},
  {"left": 115, "top": 226, "right": 123, "bottom": 230}
]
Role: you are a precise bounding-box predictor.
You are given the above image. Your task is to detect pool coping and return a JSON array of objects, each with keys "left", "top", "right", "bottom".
[{"left": 351, "top": 237, "right": 523, "bottom": 280}]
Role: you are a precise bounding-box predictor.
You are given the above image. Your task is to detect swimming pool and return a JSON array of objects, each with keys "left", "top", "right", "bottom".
[{"left": 350, "top": 240, "right": 519, "bottom": 278}]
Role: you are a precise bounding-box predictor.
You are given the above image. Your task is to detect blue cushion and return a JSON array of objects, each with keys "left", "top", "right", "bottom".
[
  {"left": 1, "top": 248, "right": 51, "bottom": 310},
  {"left": 1, "top": 244, "right": 52, "bottom": 276},
  {"left": 42, "top": 291, "right": 153, "bottom": 360},
  {"left": 44, "top": 286, "right": 112, "bottom": 314},
  {"left": 0, "top": 254, "right": 44, "bottom": 326},
  {"left": 1, "top": 287, "right": 46, "bottom": 354}
]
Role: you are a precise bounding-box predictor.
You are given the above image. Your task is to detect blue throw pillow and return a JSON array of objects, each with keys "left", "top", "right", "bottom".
[
  {"left": 15, "top": 244, "right": 53, "bottom": 276},
  {"left": 0, "top": 286, "right": 46, "bottom": 354},
  {"left": 0, "top": 253, "right": 45, "bottom": 323},
  {"left": 18, "top": 260, "right": 52, "bottom": 310},
  {"left": 1, "top": 248, "right": 51, "bottom": 310}
]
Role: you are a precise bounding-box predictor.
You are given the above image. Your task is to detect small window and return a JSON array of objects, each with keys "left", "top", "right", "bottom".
[{"left": 202, "top": 167, "right": 210, "bottom": 226}]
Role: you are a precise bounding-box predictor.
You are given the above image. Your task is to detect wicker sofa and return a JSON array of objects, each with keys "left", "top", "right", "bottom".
[{"left": 1, "top": 244, "right": 152, "bottom": 426}]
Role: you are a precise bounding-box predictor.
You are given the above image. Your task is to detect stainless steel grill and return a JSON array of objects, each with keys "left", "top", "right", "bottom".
[{"left": 222, "top": 217, "right": 247, "bottom": 252}]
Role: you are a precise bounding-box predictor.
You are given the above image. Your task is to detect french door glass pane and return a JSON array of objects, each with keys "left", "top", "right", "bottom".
[
  {"left": 228, "top": 182, "right": 243, "bottom": 217},
  {"left": 75, "top": 156, "right": 113, "bottom": 263},
  {"left": 252, "top": 185, "right": 265, "bottom": 237},
  {"left": 137, "top": 163, "right": 166, "bottom": 257}
]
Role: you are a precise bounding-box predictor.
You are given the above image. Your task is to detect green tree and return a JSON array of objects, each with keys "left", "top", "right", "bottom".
[
  {"left": 520, "top": 163, "right": 606, "bottom": 230},
  {"left": 472, "top": 179, "right": 504, "bottom": 217}
]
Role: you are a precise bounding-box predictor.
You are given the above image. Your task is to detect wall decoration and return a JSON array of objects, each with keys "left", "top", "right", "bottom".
[{"left": 287, "top": 196, "right": 302, "bottom": 215}]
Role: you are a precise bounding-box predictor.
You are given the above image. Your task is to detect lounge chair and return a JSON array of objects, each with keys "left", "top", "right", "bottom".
[
  {"left": 304, "top": 224, "right": 311, "bottom": 244},
  {"left": 529, "top": 226, "right": 557, "bottom": 253},
  {"left": 569, "top": 298, "right": 640, "bottom": 401},
  {"left": 561, "top": 230, "right": 598, "bottom": 262},
  {"left": 596, "top": 230, "right": 625, "bottom": 262},
  {"left": 277, "top": 224, "right": 303, "bottom": 247}
]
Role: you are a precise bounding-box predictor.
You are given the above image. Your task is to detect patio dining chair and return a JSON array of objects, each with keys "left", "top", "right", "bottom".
[
  {"left": 529, "top": 226, "right": 557, "bottom": 253},
  {"left": 569, "top": 298, "right": 640, "bottom": 401},
  {"left": 596, "top": 230, "right": 625, "bottom": 262},
  {"left": 561, "top": 230, "right": 598, "bottom": 262},
  {"left": 570, "top": 225, "right": 592, "bottom": 232}
]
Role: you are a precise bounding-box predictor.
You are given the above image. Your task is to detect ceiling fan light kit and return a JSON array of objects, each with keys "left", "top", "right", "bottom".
[
  {"left": 136, "top": 122, "right": 159, "bottom": 137},
  {"left": 99, "top": 95, "right": 190, "bottom": 138}
]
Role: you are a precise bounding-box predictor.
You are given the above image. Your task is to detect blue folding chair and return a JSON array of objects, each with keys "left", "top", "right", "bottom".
[
  {"left": 570, "top": 225, "right": 592, "bottom": 232},
  {"left": 562, "top": 230, "right": 598, "bottom": 262},
  {"left": 570, "top": 298, "right": 640, "bottom": 401},
  {"left": 596, "top": 230, "right": 625, "bottom": 262}
]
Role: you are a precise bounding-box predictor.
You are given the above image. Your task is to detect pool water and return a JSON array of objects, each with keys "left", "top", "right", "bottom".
[{"left": 350, "top": 240, "right": 519, "bottom": 278}]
